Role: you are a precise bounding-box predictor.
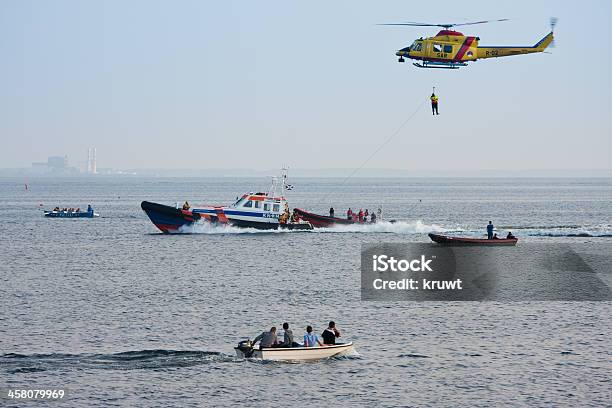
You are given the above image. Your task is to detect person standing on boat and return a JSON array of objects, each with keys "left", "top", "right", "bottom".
[
  {"left": 358, "top": 209, "right": 364, "bottom": 223},
  {"left": 87, "top": 204, "right": 93, "bottom": 213},
  {"left": 303, "top": 325, "right": 323, "bottom": 347},
  {"left": 252, "top": 327, "right": 278, "bottom": 349},
  {"left": 346, "top": 208, "right": 353, "bottom": 220},
  {"left": 329, "top": 207, "right": 335, "bottom": 218},
  {"left": 487, "top": 221, "right": 494, "bottom": 239},
  {"left": 321, "top": 321, "right": 341, "bottom": 345},
  {"left": 370, "top": 212, "right": 377, "bottom": 223}
]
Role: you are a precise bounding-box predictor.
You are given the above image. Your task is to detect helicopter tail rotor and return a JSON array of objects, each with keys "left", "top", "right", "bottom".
[{"left": 549, "top": 17, "right": 558, "bottom": 48}]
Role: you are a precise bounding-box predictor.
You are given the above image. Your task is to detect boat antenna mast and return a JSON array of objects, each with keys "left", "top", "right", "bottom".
[{"left": 281, "top": 165, "right": 289, "bottom": 198}]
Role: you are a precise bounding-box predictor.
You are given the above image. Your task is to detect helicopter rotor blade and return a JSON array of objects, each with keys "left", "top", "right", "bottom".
[
  {"left": 450, "top": 19, "right": 509, "bottom": 27},
  {"left": 377, "top": 23, "right": 450, "bottom": 27},
  {"left": 378, "top": 19, "right": 509, "bottom": 29}
]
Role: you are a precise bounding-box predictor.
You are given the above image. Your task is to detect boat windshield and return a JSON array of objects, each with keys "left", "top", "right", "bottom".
[{"left": 233, "top": 196, "right": 247, "bottom": 207}]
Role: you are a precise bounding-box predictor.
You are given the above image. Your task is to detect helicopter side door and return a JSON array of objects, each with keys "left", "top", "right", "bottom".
[{"left": 429, "top": 43, "right": 454, "bottom": 60}]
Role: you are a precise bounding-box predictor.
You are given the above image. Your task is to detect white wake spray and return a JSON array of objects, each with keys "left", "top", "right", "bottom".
[
  {"left": 315, "top": 220, "right": 450, "bottom": 234},
  {"left": 176, "top": 220, "right": 450, "bottom": 235}
]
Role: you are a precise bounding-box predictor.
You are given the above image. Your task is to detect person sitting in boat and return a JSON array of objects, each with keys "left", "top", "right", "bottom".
[
  {"left": 303, "top": 325, "right": 323, "bottom": 348},
  {"left": 506, "top": 232, "right": 516, "bottom": 239},
  {"left": 252, "top": 326, "right": 278, "bottom": 349},
  {"left": 358, "top": 209, "right": 364, "bottom": 223},
  {"left": 291, "top": 209, "right": 300, "bottom": 222},
  {"left": 75, "top": 208, "right": 80, "bottom": 212},
  {"left": 182, "top": 201, "right": 190, "bottom": 210},
  {"left": 53, "top": 207, "right": 60, "bottom": 211},
  {"left": 370, "top": 212, "right": 377, "bottom": 223},
  {"left": 329, "top": 207, "right": 335, "bottom": 218},
  {"left": 364, "top": 209, "right": 369, "bottom": 218},
  {"left": 346, "top": 208, "right": 353, "bottom": 220},
  {"left": 492, "top": 233, "right": 500, "bottom": 240},
  {"left": 281, "top": 322, "right": 299, "bottom": 348},
  {"left": 321, "top": 321, "right": 341, "bottom": 345}
]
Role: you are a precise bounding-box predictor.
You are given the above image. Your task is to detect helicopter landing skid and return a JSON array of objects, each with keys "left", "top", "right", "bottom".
[{"left": 413, "top": 61, "right": 468, "bottom": 69}]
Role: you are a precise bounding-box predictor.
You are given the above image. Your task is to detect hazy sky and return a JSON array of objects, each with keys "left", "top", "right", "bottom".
[{"left": 0, "top": 0, "right": 610, "bottom": 171}]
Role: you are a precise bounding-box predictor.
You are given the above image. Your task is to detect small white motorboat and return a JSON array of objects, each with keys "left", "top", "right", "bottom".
[{"left": 235, "top": 340, "right": 354, "bottom": 361}]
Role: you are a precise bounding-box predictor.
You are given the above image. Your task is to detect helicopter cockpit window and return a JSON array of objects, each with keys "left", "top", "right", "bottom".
[
  {"left": 411, "top": 42, "right": 422, "bottom": 51},
  {"left": 433, "top": 44, "right": 443, "bottom": 53}
]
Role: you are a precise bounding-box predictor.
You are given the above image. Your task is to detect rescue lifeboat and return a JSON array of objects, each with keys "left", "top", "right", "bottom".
[{"left": 141, "top": 172, "right": 313, "bottom": 233}]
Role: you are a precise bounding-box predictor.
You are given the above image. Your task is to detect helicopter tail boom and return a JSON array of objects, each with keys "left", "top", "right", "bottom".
[{"left": 476, "top": 31, "right": 554, "bottom": 59}]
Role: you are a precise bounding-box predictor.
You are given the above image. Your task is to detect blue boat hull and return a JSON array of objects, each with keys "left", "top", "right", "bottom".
[{"left": 44, "top": 211, "right": 97, "bottom": 218}]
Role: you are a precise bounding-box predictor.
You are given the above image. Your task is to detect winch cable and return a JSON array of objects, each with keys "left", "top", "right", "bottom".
[{"left": 319, "top": 99, "right": 427, "bottom": 204}]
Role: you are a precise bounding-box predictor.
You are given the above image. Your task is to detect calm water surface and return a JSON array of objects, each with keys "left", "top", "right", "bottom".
[{"left": 1, "top": 177, "right": 611, "bottom": 407}]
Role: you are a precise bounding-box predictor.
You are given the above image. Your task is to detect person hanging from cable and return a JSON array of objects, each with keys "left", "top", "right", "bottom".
[{"left": 430, "top": 90, "right": 439, "bottom": 115}]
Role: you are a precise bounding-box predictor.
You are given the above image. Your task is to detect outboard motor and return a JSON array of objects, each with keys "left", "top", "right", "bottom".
[{"left": 236, "top": 340, "right": 255, "bottom": 358}]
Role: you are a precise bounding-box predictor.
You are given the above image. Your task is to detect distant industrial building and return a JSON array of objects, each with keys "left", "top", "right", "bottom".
[
  {"left": 87, "top": 148, "right": 97, "bottom": 174},
  {"left": 31, "top": 155, "right": 78, "bottom": 175}
]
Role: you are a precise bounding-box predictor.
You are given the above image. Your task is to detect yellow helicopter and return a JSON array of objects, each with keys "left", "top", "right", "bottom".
[{"left": 381, "top": 18, "right": 556, "bottom": 69}]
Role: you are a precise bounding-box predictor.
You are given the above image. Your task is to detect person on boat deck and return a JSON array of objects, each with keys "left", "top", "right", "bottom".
[
  {"left": 430, "top": 93, "right": 439, "bottom": 115},
  {"left": 303, "top": 325, "right": 323, "bottom": 347},
  {"left": 182, "top": 201, "right": 190, "bottom": 210},
  {"left": 370, "top": 212, "right": 377, "bottom": 223},
  {"left": 291, "top": 209, "right": 300, "bottom": 222},
  {"left": 252, "top": 326, "right": 278, "bottom": 349},
  {"left": 279, "top": 212, "right": 288, "bottom": 224},
  {"left": 487, "top": 221, "right": 494, "bottom": 240},
  {"left": 329, "top": 207, "right": 335, "bottom": 218},
  {"left": 492, "top": 233, "right": 499, "bottom": 240},
  {"left": 364, "top": 209, "right": 369, "bottom": 218},
  {"left": 506, "top": 231, "right": 516, "bottom": 239},
  {"left": 322, "top": 321, "right": 341, "bottom": 345},
  {"left": 87, "top": 205, "right": 93, "bottom": 213},
  {"left": 346, "top": 208, "right": 353, "bottom": 220},
  {"left": 281, "top": 322, "right": 300, "bottom": 348},
  {"left": 358, "top": 209, "right": 364, "bottom": 222}
]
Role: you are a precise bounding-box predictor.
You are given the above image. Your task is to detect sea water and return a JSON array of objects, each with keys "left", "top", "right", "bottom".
[{"left": 1, "top": 177, "right": 611, "bottom": 407}]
